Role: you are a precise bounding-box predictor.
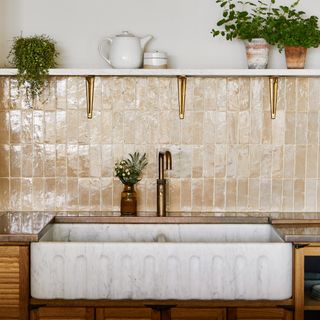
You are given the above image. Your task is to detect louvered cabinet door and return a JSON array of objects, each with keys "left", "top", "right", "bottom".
[{"left": 0, "top": 245, "right": 29, "bottom": 320}]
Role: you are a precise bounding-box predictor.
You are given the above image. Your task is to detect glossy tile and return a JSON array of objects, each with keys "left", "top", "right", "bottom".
[
  {"left": 0, "top": 144, "right": 9, "bottom": 177},
  {"left": 10, "top": 178, "right": 21, "bottom": 210},
  {"left": 0, "top": 76, "right": 319, "bottom": 213},
  {"left": 0, "top": 112, "right": 10, "bottom": 144},
  {"left": 9, "top": 110, "right": 21, "bottom": 143},
  {"left": 0, "top": 178, "right": 9, "bottom": 210}
]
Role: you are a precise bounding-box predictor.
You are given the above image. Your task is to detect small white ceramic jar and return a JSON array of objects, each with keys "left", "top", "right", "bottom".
[{"left": 143, "top": 51, "right": 168, "bottom": 69}]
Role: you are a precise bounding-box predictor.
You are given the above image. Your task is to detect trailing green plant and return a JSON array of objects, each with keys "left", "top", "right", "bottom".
[
  {"left": 8, "top": 34, "right": 58, "bottom": 103},
  {"left": 115, "top": 152, "right": 148, "bottom": 186},
  {"left": 267, "top": 0, "right": 320, "bottom": 50},
  {"left": 212, "top": 0, "right": 277, "bottom": 42}
]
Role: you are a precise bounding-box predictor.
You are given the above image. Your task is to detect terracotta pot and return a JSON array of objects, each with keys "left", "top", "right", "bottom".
[
  {"left": 285, "top": 46, "right": 307, "bottom": 69},
  {"left": 244, "top": 38, "right": 269, "bottom": 69},
  {"left": 120, "top": 184, "right": 137, "bottom": 216}
]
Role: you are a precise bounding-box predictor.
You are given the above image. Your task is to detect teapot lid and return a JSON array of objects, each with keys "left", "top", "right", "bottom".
[{"left": 116, "top": 31, "right": 135, "bottom": 37}]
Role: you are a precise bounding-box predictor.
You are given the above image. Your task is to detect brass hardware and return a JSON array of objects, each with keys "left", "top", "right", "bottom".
[
  {"left": 178, "top": 76, "right": 187, "bottom": 119},
  {"left": 86, "top": 76, "right": 95, "bottom": 119},
  {"left": 157, "top": 151, "right": 173, "bottom": 217},
  {"left": 269, "top": 76, "right": 278, "bottom": 120}
]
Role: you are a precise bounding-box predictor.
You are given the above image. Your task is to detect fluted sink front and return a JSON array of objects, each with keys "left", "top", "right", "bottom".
[{"left": 31, "top": 223, "right": 292, "bottom": 300}]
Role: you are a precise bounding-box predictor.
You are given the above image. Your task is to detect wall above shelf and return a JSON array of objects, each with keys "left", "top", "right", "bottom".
[{"left": 1, "top": 68, "right": 320, "bottom": 77}]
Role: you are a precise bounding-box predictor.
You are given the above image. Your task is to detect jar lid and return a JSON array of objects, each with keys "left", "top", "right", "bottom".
[
  {"left": 116, "top": 31, "right": 135, "bottom": 37},
  {"left": 144, "top": 51, "right": 167, "bottom": 59}
]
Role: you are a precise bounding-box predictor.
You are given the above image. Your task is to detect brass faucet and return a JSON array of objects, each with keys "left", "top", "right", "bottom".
[{"left": 157, "top": 151, "right": 172, "bottom": 217}]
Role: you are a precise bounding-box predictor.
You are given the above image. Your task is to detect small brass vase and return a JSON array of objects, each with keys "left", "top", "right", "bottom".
[{"left": 120, "top": 184, "right": 137, "bottom": 216}]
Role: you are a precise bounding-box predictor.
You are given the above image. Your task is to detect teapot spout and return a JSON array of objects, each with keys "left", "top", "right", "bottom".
[{"left": 140, "top": 35, "right": 153, "bottom": 50}]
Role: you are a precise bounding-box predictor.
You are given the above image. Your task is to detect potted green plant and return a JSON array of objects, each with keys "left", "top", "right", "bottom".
[
  {"left": 8, "top": 34, "right": 58, "bottom": 104},
  {"left": 268, "top": 0, "right": 320, "bottom": 68},
  {"left": 212, "top": 0, "right": 277, "bottom": 69},
  {"left": 114, "top": 152, "right": 148, "bottom": 216}
]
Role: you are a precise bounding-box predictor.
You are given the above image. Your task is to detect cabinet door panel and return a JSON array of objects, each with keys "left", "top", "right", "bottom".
[
  {"left": 233, "top": 308, "right": 292, "bottom": 320},
  {"left": 96, "top": 307, "right": 152, "bottom": 320},
  {"left": 30, "top": 307, "right": 94, "bottom": 320},
  {"left": 171, "top": 308, "right": 226, "bottom": 320},
  {"left": 0, "top": 246, "right": 28, "bottom": 320},
  {"left": 0, "top": 307, "right": 19, "bottom": 319},
  {"left": 0, "top": 246, "right": 19, "bottom": 319}
]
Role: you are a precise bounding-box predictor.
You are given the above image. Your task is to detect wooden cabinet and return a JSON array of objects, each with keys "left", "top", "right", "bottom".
[
  {"left": 29, "top": 306, "right": 295, "bottom": 320},
  {"left": 96, "top": 307, "right": 152, "bottom": 320},
  {"left": 171, "top": 308, "right": 226, "bottom": 320},
  {"left": 30, "top": 307, "right": 94, "bottom": 320},
  {"left": 294, "top": 245, "right": 320, "bottom": 320},
  {"left": 228, "top": 308, "right": 292, "bottom": 320},
  {"left": 0, "top": 245, "right": 29, "bottom": 320}
]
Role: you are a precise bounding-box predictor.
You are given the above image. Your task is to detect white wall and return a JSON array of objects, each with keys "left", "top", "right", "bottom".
[{"left": 1, "top": 0, "right": 320, "bottom": 69}]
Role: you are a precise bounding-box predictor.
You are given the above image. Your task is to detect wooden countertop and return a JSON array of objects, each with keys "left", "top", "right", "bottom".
[
  {"left": 0, "top": 211, "right": 55, "bottom": 242},
  {"left": 271, "top": 215, "right": 320, "bottom": 243},
  {"left": 274, "top": 226, "right": 320, "bottom": 243}
]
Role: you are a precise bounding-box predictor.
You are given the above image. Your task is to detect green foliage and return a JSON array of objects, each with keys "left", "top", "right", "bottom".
[
  {"left": 115, "top": 152, "right": 148, "bottom": 186},
  {"left": 211, "top": 0, "right": 277, "bottom": 42},
  {"left": 267, "top": 1, "right": 320, "bottom": 50},
  {"left": 212, "top": 0, "right": 320, "bottom": 50},
  {"left": 8, "top": 35, "right": 58, "bottom": 103}
]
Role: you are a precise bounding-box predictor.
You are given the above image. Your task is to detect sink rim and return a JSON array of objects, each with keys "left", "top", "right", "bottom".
[{"left": 38, "top": 222, "right": 285, "bottom": 243}]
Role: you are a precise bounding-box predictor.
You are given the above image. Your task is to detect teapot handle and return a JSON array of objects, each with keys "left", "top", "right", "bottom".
[{"left": 98, "top": 38, "right": 112, "bottom": 66}]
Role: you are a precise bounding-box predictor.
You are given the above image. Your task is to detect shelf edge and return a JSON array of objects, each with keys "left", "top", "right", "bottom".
[{"left": 1, "top": 68, "right": 320, "bottom": 77}]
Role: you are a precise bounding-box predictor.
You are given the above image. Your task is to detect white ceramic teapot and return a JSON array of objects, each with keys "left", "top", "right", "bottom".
[{"left": 99, "top": 31, "right": 152, "bottom": 69}]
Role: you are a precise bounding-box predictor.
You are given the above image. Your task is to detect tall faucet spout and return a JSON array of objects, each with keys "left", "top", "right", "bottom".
[{"left": 158, "top": 152, "right": 165, "bottom": 179}]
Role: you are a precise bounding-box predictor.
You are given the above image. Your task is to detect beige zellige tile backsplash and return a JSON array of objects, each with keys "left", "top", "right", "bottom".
[{"left": 0, "top": 76, "right": 319, "bottom": 213}]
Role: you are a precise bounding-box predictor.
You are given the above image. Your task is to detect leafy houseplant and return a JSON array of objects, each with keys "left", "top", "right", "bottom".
[
  {"left": 115, "top": 152, "right": 148, "bottom": 216},
  {"left": 211, "top": 0, "right": 276, "bottom": 68},
  {"left": 212, "top": 0, "right": 276, "bottom": 42},
  {"left": 269, "top": 1, "right": 320, "bottom": 50},
  {"left": 268, "top": 0, "right": 320, "bottom": 68},
  {"left": 8, "top": 34, "right": 58, "bottom": 103}
]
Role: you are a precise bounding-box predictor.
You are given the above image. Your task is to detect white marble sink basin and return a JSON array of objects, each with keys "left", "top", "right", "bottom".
[{"left": 31, "top": 223, "right": 292, "bottom": 301}]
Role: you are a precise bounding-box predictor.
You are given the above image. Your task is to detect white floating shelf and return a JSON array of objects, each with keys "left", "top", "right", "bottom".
[{"left": 1, "top": 68, "right": 320, "bottom": 77}]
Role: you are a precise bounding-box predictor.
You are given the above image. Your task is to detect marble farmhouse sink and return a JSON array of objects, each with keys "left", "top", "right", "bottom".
[{"left": 31, "top": 223, "right": 292, "bottom": 300}]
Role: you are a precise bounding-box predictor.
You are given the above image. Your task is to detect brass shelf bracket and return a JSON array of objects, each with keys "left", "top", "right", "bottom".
[
  {"left": 178, "top": 76, "right": 187, "bottom": 119},
  {"left": 269, "top": 76, "right": 279, "bottom": 120},
  {"left": 86, "top": 76, "right": 95, "bottom": 119}
]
